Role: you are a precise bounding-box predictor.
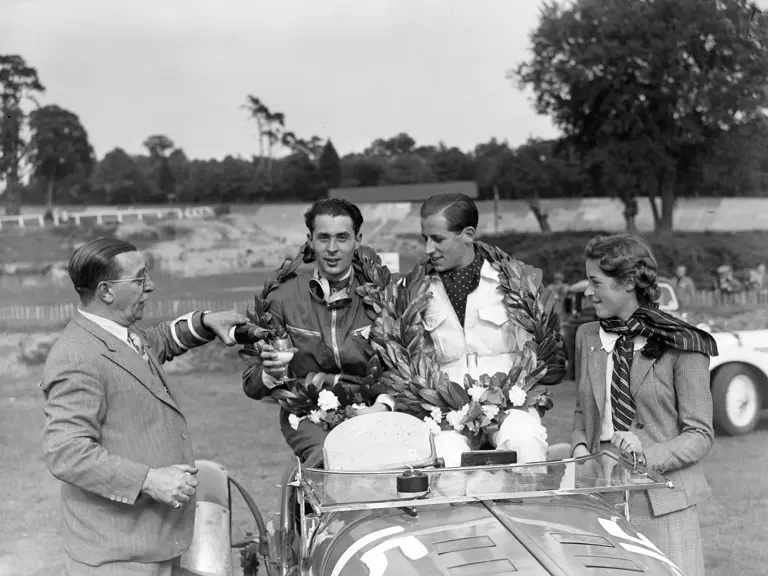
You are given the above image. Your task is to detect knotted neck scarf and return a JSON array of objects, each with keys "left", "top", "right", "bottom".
[
  {"left": 308, "top": 267, "right": 354, "bottom": 309},
  {"left": 439, "top": 250, "right": 484, "bottom": 327},
  {"left": 599, "top": 304, "right": 719, "bottom": 431}
]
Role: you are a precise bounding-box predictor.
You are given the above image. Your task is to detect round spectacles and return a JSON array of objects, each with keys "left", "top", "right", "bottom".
[{"left": 104, "top": 274, "right": 150, "bottom": 289}]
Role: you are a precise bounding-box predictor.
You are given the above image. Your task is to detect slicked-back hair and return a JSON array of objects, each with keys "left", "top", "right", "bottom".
[
  {"left": 304, "top": 198, "right": 364, "bottom": 236},
  {"left": 584, "top": 234, "right": 661, "bottom": 304},
  {"left": 420, "top": 193, "right": 479, "bottom": 233},
  {"left": 68, "top": 237, "right": 138, "bottom": 303}
]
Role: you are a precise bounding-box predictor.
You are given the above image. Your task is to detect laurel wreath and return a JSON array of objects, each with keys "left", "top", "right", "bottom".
[
  {"left": 239, "top": 243, "right": 397, "bottom": 430},
  {"left": 241, "top": 240, "right": 567, "bottom": 438},
  {"left": 361, "top": 240, "right": 567, "bottom": 446}
]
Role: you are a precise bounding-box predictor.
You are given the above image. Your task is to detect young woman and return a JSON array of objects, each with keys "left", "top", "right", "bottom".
[{"left": 571, "top": 234, "right": 717, "bottom": 576}]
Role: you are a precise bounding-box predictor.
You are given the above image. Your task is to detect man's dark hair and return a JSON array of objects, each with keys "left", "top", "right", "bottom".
[
  {"left": 420, "top": 193, "right": 479, "bottom": 233},
  {"left": 68, "top": 237, "right": 138, "bottom": 302},
  {"left": 304, "top": 198, "right": 364, "bottom": 236}
]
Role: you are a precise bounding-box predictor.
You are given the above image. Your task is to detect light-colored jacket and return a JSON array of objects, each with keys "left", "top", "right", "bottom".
[
  {"left": 572, "top": 321, "right": 714, "bottom": 516},
  {"left": 41, "top": 312, "right": 212, "bottom": 566},
  {"left": 422, "top": 260, "right": 533, "bottom": 385}
]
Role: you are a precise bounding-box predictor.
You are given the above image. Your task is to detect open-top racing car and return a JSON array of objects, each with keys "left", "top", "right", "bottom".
[{"left": 174, "top": 412, "right": 686, "bottom": 576}]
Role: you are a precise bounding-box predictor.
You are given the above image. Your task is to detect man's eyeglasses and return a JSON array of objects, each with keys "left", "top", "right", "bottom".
[{"left": 104, "top": 274, "right": 150, "bottom": 289}]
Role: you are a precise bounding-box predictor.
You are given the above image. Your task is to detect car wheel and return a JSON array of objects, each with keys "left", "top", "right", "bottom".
[{"left": 712, "top": 364, "right": 762, "bottom": 436}]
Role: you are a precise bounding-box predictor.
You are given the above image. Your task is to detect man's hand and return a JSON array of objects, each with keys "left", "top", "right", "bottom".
[
  {"left": 202, "top": 310, "right": 249, "bottom": 346},
  {"left": 260, "top": 343, "right": 298, "bottom": 379},
  {"left": 353, "top": 402, "right": 390, "bottom": 416},
  {"left": 141, "top": 464, "right": 199, "bottom": 508},
  {"left": 611, "top": 431, "right": 646, "bottom": 464}
]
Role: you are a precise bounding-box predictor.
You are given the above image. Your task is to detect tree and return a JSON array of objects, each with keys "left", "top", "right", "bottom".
[
  {"left": 319, "top": 140, "right": 342, "bottom": 188},
  {"left": 0, "top": 55, "right": 44, "bottom": 215},
  {"left": 28, "top": 105, "right": 93, "bottom": 215},
  {"left": 142, "top": 134, "right": 175, "bottom": 158},
  {"left": 278, "top": 152, "right": 322, "bottom": 201},
  {"left": 429, "top": 143, "right": 476, "bottom": 182},
  {"left": 517, "top": 0, "right": 768, "bottom": 232},
  {"left": 342, "top": 155, "right": 386, "bottom": 187},
  {"left": 143, "top": 134, "right": 176, "bottom": 202},
  {"left": 365, "top": 132, "right": 417, "bottom": 157},
  {"left": 91, "top": 147, "right": 148, "bottom": 204}
]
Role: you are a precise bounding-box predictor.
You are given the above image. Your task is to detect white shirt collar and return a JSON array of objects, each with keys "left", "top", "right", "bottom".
[
  {"left": 78, "top": 309, "right": 130, "bottom": 346},
  {"left": 598, "top": 327, "right": 647, "bottom": 353}
]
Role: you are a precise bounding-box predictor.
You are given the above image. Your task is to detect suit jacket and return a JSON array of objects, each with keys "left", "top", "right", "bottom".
[
  {"left": 41, "top": 311, "right": 213, "bottom": 566},
  {"left": 571, "top": 321, "right": 714, "bottom": 516}
]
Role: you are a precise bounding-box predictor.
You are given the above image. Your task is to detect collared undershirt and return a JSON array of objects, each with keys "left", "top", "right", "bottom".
[
  {"left": 598, "top": 327, "right": 647, "bottom": 441},
  {"left": 439, "top": 250, "right": 484, "bottom": 326},
  {"left": 78, "top": 309, "right": 132, "bottom": 349}
]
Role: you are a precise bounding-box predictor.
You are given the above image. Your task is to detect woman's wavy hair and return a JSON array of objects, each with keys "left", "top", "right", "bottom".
[{"left": 584, "top": 234, "right": 661, "bottom": 305}]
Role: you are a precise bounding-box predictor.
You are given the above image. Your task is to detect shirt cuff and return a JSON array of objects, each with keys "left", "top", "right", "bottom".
[
  {"left": 263, "top": 371, "right": 280, "bottom": 390},
  {"left": 375, "top": 394, "right": 394, "bottom": 411}
]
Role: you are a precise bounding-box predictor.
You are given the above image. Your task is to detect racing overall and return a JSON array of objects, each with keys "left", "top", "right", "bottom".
[{"left": 243, "top": 267, "right": 386, "bottom": 467}]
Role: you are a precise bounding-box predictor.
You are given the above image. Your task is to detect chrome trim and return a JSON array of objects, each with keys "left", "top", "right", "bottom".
[
  {"left": 286, "top": 324, "right": 321, "bottom": 338},
  {"left": 330, "top": 309, "right": 342, "bottom": 370}
]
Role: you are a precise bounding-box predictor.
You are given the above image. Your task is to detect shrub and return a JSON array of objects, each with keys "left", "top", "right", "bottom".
[{"left": 483, "top": 231, "right": 768, "bottom": 286}]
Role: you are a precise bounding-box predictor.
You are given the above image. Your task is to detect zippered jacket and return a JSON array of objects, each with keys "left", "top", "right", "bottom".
[{"left": 243, "top": 269, "right": 375, "bottom": 400}]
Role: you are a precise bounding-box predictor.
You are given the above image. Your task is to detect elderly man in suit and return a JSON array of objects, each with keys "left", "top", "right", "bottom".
[{"left": 41, "top": 237, "right": 247, "bottom": 576}]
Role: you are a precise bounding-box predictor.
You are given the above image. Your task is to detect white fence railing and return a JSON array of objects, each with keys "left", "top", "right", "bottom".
[
  {"left": 0, "top": 298, "right": 253, "bottom": 329},
  {"left": 2, "top": 289, "right": 767, "bottom": 331},
  {"left": 0, "top": 206, "right": 215, "bottom": 230}
]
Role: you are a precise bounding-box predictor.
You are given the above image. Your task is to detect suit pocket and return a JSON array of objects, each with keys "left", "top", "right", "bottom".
[
  {"left": 423, "top": 308, "right": 448, "bottom": 332},
  {"left": 422, "top": 308, "right": 461, "bottom": 363},
  {"left": 477, "top": 304, "right": 508, "bottom": 326}
]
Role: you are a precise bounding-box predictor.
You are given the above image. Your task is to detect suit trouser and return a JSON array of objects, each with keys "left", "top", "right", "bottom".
[
  {"left": 279, "top": 408, "right": 328, "bottom": 468},
  {"left": 66, "top": 555, "right": 178, "bottom": 576}
]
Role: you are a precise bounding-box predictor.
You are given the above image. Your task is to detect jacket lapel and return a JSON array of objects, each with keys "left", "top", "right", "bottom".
[
  {"left": 74, "top": 314, "right": 182, "bottom": 414},
  {"left": 629, "top": 351, "right": 656, "bottom": 395},
  {"left": 586, "top": 329, "right": 608, "bottom": 424}
]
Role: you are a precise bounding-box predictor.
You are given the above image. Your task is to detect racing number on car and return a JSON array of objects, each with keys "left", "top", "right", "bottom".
[
  {"left": 331, "top": 527, "right": 429, "bottom": 576},
  {"left": 599, "top": 517, "right": 685, "bottom": 576},
  {"left": 360, "top": 536, "right": 429, "bottom": 576}
]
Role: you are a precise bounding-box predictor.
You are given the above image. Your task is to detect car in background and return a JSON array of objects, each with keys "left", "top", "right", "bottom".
[{"left": 561, "top": 279, "right": 768, "bottom": 436}]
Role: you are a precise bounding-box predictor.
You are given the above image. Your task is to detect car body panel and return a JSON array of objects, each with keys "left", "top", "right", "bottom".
[{"left": 309, "top": 495, "right": 685, "bottom": 576}]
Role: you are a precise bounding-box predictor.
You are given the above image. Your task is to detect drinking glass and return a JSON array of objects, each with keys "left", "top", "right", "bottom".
[{"left": 270, "top": 337, "right": 295, "bottom": 382}]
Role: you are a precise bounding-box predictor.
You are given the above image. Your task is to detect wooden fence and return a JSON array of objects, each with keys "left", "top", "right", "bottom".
[
  {"left": 1, "top": 289, "right": 766, "bottom": 331},
  {"left": 0, "top": 298, "right": 253, "bottom": 330}
]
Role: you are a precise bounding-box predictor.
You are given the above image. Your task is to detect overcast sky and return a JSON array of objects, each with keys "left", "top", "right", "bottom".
[{"left": 1, "top": 0, "right": 560, "bottom": 161}]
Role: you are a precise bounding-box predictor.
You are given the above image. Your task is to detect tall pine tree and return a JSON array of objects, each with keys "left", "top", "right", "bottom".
[{"left": 319, "top": 139, "right": 341, "bottom": 188}]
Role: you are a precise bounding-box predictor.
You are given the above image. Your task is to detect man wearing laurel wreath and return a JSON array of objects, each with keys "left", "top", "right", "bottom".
[
  {"left": 241, "top": 199, "right": 394, "bottom": 468},
  {"left": 417, "top": 193, "right": 553, "bottom": 466}
]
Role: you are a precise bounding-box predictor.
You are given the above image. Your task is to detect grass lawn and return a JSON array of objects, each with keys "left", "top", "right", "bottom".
[{"left": 1, "top": 371, "right": 766, "bottom": 575}]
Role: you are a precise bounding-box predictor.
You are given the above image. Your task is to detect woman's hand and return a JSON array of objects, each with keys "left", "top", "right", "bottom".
[{"left": 611, "top": 431, "right": 646, "bottom": 465}]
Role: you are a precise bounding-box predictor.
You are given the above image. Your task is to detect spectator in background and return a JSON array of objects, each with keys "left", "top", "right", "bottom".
[
  {"left": 747, "top": 263, "right": 766, "bottom": 292},
  {"left": 672, "top": 265, "right": 696, "bottom": 305},
  {"left": 716, "top": 264, "right": 742, "bottom": 293},
  {"left": 546, "top": 272, "right": 569, "bottom": 314}
]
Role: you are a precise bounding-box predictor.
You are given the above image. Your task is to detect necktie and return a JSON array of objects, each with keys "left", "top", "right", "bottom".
[
  {"left": 609, "top": 332, "right": 636, "bottom": 432},
  {"left": 127, "top": 329, "right": 148, "bottom": 361},
  {"left": 128, "top": 329, "right": 164, "bottom": 389}
]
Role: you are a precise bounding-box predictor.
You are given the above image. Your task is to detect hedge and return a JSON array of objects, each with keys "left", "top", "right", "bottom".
[{"left": 483, "top": 230, "right": 768, "bottom": 287}]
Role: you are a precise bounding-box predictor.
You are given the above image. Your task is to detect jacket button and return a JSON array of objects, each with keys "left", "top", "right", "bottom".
[{"left": 635, "top": 421, "right": 644, "bottom": 429}]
